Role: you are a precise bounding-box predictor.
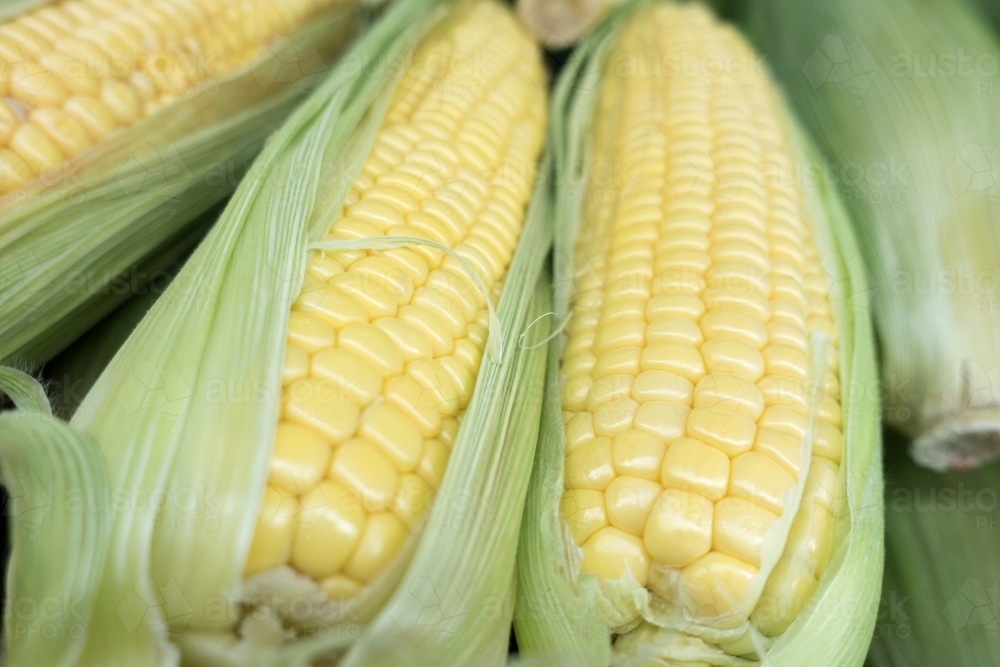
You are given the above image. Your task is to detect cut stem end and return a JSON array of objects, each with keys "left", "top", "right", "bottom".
[
  {"left": 516, "top": 0, "right": 602, "bottom": 49},
  {"left": 911, "top": 409, "right": 1000, "bottom": 471}
]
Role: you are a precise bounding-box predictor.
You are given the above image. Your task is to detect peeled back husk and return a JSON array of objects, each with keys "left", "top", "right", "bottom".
[
  {"left": 0, "top": 0, "right": 554, "bottom": 665},
  {"left": 514, "top": 2, "right": 883, "bottom": 665},
  {"left": 0, "top": 0, "right": 362, "bottom": 369},
  {"left": 745, "top": 0, "right": 1000, "bottom": 471}
]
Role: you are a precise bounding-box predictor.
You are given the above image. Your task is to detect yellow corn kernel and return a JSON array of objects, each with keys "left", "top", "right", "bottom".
[
  {"left": 344, "top": 512, "right": 408, "bottom": 583},
  {"left": 62, "top": 96, "right": 118, "bottom": 140},
  {"left": 286, "top": 377, "right": 360, "bottom": 444},
  {"left": 269, "top": 421, "right": 331, "bottom": 494},
  {"left": 29, "top": 108, "right": 93, "bottom": 157},
  {"left": 244, "top": 486, "right": 300, "bottom": 577},
  {"left": 391, "top": 473, "right": 433, "bottom": 528},
  {"left": 605, "top": 476, "right": 661, "bottom": 535},
  {"left": 561, "top": 489, "right": 608, "bottom": 544},
  {"left": 0, "top": 149, "right": 35, "bottom": 194},
  {"left": 291, "top": 480, "right": 366, "bottom": 578},
  {"left": 611, "top": 429, "right": 666, "bottom": 481},
  {"left": 9, "top": 122, "right": 64, "bottom": 174},
  {"left": 581, "top": 526, "right": 650, "bottom": 586}
]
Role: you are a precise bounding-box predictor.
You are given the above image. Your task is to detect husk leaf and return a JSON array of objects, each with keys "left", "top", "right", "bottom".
[{"left": 0, "top": 371, "right": 110, "bottom": 667}]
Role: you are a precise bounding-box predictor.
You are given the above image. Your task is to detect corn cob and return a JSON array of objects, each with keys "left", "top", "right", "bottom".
[
  {"left": 746, "top": 0, "right": 1000, "bottom": 470},
  {"left": 560, "top": 6, "right": 843, "bottom": 631},
  {"left": 0, "top": 0, "right": 550, "bottom": 665},
  {"left": 241, "top": 0, "right": 546, "bottom": 598},
  {"left": 515, "top": 3, "right": 882, "bottom": 665},
  {"left": 0, "top": 0, "right": 327, "bottom": 192},
  {"left": 0, "top": 0, "right": 359, "bottom": 369}
]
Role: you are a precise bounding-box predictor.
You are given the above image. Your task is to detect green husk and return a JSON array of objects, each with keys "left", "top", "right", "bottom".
[
  {"left": 0, "top": 368, "right": 111, "bottom": 667},
  {"left": 1, "top": 0, "right": 554, "bottom": 664},
  {"left": 744, "top": 0, "right": 1000, "bottom": 471},
  {"left": 0, "top": 0, "right": 363, "bottom": 369},
  {"left": 40, "top": 218, "right": 201, "bottom": 419},
  {"left": 0, "top": 0, "right": 49, "bottom": 21},
  {"left": 514, "top": 2, "right": 883, "bottom": 665},
  {"left": 868, "top": 434, "right": 1000, "bottom": 666}
]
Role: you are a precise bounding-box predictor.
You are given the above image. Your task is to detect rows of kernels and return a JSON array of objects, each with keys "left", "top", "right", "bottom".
[
  {"left": 559, "top": 3, "right": 843, "bottom": 632},
  {"left": 243, "top": 0, "right": 546, "bottom": 599},
  {"left": 0, "top": 0, "right": 333, "bottom": 193}
]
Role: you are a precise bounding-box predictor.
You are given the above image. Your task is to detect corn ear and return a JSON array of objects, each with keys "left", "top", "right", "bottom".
[
  {"left": 1, "top": 0, "right": 552, "bottom": 664},
  {"left": 745, "top": 0, "right": 1000, "bottom": 471},
  {"left": 0, "top": 0, "right": 361, "bottom": 369},
  {"left": 514, "top": 2, "right": 882, "bottom": 665},
  {"left": 869, "top": 437, "right": 1000, "bottom": 667}
]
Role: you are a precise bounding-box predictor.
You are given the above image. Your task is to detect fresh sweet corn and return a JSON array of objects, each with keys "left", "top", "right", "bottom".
[
  {"left": 559, "top": 3, "right": 843, "bottom": 634},
  {"left": 0, "top": 0, "right": 359, "bottom": 370},
  {"left": 0, "top": 1, "right": 549, "bottom": 665},
  {"left": 242, "top": 0, "right": 546, "bottom": 598},
  {"left": 515, "top": 3, "right": 882, "bottom": 665},
  {"left": 0, "top": 0, "right": 334, "bottom": 193}
]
